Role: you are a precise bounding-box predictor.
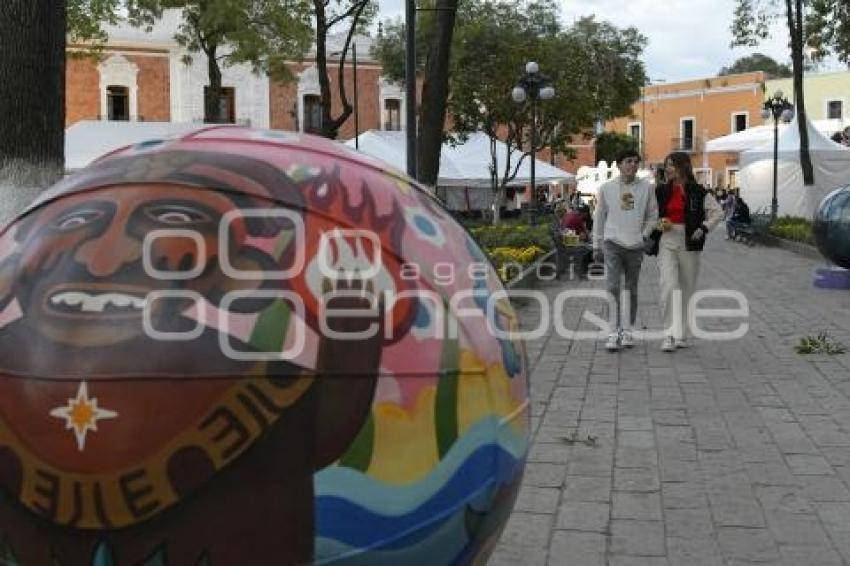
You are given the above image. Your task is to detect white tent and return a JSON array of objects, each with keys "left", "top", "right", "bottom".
[
  {"left": 736, "top": 116, "right": 850, "bottom": 217},
  {"left": 66, "top": 120, "right": 203, "bottom": 171},
  {"left": 345, "top": 130, "right": 574, "bottom": 212},
  {"left": 705, "top": 119, "right": 848, "bottom": 153},
  {"left": 705, "top": 124, "right": 785, "bottom": 153},
  {"left": 345, "top": 130, "right": 573, "bottom": 188}
]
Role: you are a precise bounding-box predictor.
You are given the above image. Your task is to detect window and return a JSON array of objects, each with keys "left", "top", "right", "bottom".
[
  {"left": 680, "top": 118, "right": 695, "bottom": 151},
  {"left": 731, "top": 112, "right": 748, "bottom": 133},
  {"left": 384, "top": 98, "right": 401, "bottom": 131},
  {"left": 106, "top": 86, "right": 129, "bottom": 121},
  {"left": 303, "top": 95, "right": 322, "bottom": 134},
  {"left": 827, "top": 100, "right": 843, "bottom": 120},
  {"left": 726, "top": 168, "right": 740, "bottom": 190},
  {"left": 204, "top": 86, "right": 236, "bottom": 123},
  {"left": 627, "top": 121, "right": 642, "bottom": 153}
]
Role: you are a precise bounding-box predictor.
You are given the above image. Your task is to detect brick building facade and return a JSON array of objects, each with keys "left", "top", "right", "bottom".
[{"left": 64, "top": 10, "right": 593, "bottom": 179}]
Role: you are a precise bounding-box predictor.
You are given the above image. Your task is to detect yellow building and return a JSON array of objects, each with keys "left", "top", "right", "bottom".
[{"left": 767, "top": 70, "right": 850, "bottom": 122}]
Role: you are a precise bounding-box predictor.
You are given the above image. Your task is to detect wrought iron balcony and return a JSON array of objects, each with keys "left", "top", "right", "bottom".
[{"left": 671, "top": 137, "right": 700, "bottom": 152}]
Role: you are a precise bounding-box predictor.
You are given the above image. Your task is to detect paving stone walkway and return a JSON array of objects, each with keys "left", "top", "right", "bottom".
[{"left": 492, "top": 233, "right": 850, "bottom": 566}]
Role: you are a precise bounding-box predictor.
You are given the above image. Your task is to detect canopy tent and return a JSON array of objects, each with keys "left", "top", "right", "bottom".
[
  {"left": 705, "top": 118, "right": 848, "bottom": 153},
  {"left": 345, "top": 130, "right": 574, "bottom": 212},
  {"left": 735, "top": 116, "right": 850, "bottom": 217},
  {"left": 65, "top": 120, "right": 203, "bottom": 171},
  {"left": 705, "top": 124, "right": 783, "bottom": 153},
  {"left": 344, "top": 130, "right": 574, "bottom": 188}
]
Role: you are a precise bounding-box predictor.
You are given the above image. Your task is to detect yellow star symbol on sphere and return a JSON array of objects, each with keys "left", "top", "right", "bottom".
[{"left": 50, "top": 381, "right": 118, "bottom": 451}]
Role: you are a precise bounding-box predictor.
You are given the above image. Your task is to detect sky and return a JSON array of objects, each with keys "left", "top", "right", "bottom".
[{"left": 374, "top": 0, "right": 841, "bottom": 82}]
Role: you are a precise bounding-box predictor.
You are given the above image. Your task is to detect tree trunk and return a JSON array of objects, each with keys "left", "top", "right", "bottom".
[
  {"left": 417, "top": 0, "right": 458, "bottom": 186},
  {"left": 204, "top": 45, "right": 224, "bottom": 124},
  {"left": 492, "top": 186, "right": 504, "bottom": 226},
  {"left": 312, "top": 1, "right": 337, "bottom": 139},
  {"left": 787, "top": 0, "right": 814, "bottom": 186},
  {"left": 0, "top": 0, "right": 66, "bottom": 182}
]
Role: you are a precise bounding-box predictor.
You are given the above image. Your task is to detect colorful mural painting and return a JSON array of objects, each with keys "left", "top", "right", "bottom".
[{"left": 0, "top": 127, "right": 530, "bottom": 565}]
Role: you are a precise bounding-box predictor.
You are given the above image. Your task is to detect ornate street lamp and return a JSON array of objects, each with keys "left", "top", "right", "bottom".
[
  {"left": 512, "top": 61, "right": 555, "bottom": 224},
  {"left": 761, "top": 90, "right": 794, "bottom": 221}
]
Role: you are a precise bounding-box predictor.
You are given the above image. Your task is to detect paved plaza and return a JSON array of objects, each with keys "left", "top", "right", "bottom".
[{"left": 491, "top": 234, "right": 850, "bottom": 565}]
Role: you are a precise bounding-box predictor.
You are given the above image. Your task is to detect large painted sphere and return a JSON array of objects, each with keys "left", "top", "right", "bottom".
[
  {"left": 814, "top": 184, "right": 850, "bottom": 269},
  {"left": 0, "top": 128, "right": 529, "bottom": 565}
]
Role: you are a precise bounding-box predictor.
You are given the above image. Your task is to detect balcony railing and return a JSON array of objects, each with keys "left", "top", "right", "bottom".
[{"left": 670, "top": 137, "right": 700, "bottom": 153}]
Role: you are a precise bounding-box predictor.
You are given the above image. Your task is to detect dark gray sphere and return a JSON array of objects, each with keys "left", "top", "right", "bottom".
[{"left": 813, "top": 185, "right": 850, "bottom": 269}]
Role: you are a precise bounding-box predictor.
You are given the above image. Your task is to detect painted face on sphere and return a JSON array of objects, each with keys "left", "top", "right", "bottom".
[{"left": 0, "top": 183, "right": 263, "bottom": 348}]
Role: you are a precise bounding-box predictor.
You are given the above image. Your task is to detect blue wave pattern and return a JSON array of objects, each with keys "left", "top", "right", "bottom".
[{"left": 314, "top": 418, "right": 527, "bottom": 563}]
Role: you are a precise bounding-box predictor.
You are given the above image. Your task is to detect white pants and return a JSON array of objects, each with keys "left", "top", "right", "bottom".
[{"left": 658, "top": 225, "right": 700, "bottom": 340}]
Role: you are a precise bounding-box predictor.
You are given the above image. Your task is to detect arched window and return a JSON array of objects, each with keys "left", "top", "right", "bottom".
[{"left": 97, "top": 54, "right": 139, "bottom": 122}]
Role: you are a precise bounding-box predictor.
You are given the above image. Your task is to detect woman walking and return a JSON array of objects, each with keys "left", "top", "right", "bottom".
[{"left": 655, "top": 152, "right": 723, "bottom": 352}]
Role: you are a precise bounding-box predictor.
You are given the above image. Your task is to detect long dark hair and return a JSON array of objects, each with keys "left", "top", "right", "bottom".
[{"left": 665, "top": 151, "right": 697, "bottom": 185}]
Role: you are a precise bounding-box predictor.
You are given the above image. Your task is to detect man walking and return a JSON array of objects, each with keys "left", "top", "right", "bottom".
[{"left": 592, "top": 149, "right": 659, "bottom": 351}]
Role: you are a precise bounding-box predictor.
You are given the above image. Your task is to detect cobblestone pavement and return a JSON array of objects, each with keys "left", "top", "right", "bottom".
[{"left": 492, "top": 234, "right": 850, "bottom": 566}]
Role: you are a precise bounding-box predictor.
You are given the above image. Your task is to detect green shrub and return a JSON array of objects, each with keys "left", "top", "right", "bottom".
[
  {"left": 467, "top": 220, "right": 554, "bottom": 252},
  {"left": 768, "top": 216, "right": 814, "bottom": 245},
  {"left": 795, "top": 331, "right": 847, "bottom": 355}
]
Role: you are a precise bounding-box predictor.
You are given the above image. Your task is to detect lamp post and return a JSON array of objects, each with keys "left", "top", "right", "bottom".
[
  {"left": 512, "top": 61, "right": 555, "bottom": 224},
  {"left": 761, "top": 90, "right": 794, "bottom": 221}
]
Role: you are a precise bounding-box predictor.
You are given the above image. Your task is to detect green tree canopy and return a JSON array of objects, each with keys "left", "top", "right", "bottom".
[
  {"left": 372, "top": 0, "right": 646, "bottom": 220},
  {"left": 67, "top": 0, "right": 122, "bottom": 46},
  {"left": 731, "top": 0, "right": 815, "bottom": 189},
  {"left": 595, "top": 132, "right": 638, "bottom": 165},
  {"left": 806, "top": 0, "right": 850, "bottom": 64},
  {"left": 719, "top": 52, "right": 793, "bottom": 77}
]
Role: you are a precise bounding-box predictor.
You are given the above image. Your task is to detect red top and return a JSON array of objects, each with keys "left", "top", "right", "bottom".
[
  {"left": 667, "top": 184, "right": 686, "bottom": 224},
  {"left": 560, "top": 209, "right": 588, "bottom": 239}
]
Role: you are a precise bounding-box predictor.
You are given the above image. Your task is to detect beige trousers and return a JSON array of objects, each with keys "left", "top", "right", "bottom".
[{"left": 658, "top": 225, "right": 700, "bottom": 339}]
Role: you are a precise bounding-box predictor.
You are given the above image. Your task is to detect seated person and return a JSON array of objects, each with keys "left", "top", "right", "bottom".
[
  {"left": 559, "top": 204, "right": 589, "bottom": 241},
  {"left": 577, "top": 201, "right": 593, "bottom": 233},
  {"left": 554, "top": 204, "right": 592, "bottom": 279},
  {"left": 726, "top": 195, "right": 751, "bottom": 239}
]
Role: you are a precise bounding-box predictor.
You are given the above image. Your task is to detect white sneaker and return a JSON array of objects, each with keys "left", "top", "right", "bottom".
[
  {"left": 605, "top": 333, "right": 621, "bottom": 351},
  {"left": 620, "top": 330, "right": 635, "bottom": 348},
  {"left": 675, "top": 338, "right": 691, "bottom": 349},
  {"left": 661, "top": 336, "right": 676, "bottom": 352}
]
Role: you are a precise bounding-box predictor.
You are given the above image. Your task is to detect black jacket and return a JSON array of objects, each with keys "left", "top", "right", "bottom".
[
  {"left": 656, "top": 181, "right": 709, "bottom": 252},
  {"left": 732, "top": 200, "right": 751, "bottom": 224}
]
